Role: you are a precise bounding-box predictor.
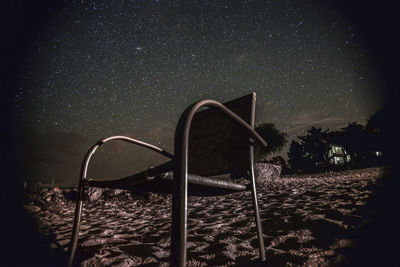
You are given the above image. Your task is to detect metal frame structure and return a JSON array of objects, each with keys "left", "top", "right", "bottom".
[
  {"left": 68, "top": 136, "right": 174, "bottom": 267},
  {"left": 68, "top": 93, "right": 267, "bottom": 267},
  {"left": 171, "top": 98, "right": 266, "bottom": 266}
]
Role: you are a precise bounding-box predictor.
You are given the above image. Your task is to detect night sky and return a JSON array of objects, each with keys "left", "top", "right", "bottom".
[{"left": 3, "top": 0, "right": 393, "bottom": 186}]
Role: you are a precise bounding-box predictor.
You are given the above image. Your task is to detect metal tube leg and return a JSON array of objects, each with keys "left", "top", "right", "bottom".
[
  {"left": 171, "top": 165, "right": 188, "bottom": 267},
  {"left": 68, "top": 183, "right": 85, "bottom": 267},
  {"left": 179, "top": 192, "right": 188, "bottom": 267},
  {"left": 249, "top": 149, "right": 266, "bottom": 261},
  {"left": 171, "top": 108, "right": 192, "bottom": 267},
  {"left": 249, "top": 176, "right": 266, "bottom": 261}
]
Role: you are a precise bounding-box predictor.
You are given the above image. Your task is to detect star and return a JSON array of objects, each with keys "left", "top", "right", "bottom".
[{"left": 9, "top": 0, "right": 385, "bottom": 185}]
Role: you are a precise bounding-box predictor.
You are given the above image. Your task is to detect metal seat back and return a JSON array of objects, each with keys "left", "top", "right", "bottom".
[{"left": 187, "top": 92, "right": 255, "bottom": 177}]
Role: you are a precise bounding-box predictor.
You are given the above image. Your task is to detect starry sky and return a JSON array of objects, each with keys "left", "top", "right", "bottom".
[{"left": 4, "top": 0, "right": 391, "bottom": 186}]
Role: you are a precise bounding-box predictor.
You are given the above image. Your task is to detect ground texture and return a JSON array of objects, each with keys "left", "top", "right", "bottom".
[{"left": 23, "top": 167, "right": 385, "bottom": 266}]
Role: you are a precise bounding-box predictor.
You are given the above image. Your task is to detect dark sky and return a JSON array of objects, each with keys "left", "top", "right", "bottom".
[{"left": 3, "top": 0, "right": 395, "bottom": 186}]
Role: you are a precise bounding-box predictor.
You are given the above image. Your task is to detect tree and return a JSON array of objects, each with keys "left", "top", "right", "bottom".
[
  {"left": 298, "top": 127, "right": 330, "bottom": 164},
  {"left": 366, "top": 108, "right": 390, "bottom": 133},
  {"left": 334, "top": 122, "right": 366, "bottom": 154},
  {"left": 288, "top": 127, "right": 330, "bottom": 173},
  {"left": 288, "top": 140, "right": 315, "bottom": 172},
  {"left": 254, "top": 123, "right": 288, "bottom": 162},
  {"left": 287, "top": 108, "right": 390, "bottom": 172},
  {"left": 366, "top": 108, "right": 391, "bottom": 154}
]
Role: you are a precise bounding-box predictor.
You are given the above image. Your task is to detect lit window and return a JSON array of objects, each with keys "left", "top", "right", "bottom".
[{"left": 334, "top": 156, "right": 345, "bottom": 165}]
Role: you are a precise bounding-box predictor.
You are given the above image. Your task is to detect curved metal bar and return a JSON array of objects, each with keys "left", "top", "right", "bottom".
[
  {"left": 248, "top": 93, "right": 266, "bottom": 261},
  {"left": 100, "top": 136, "right": 174, "bottom": 160},
  {"left": 68, "top": 136, "right": 173, "bottom": 267},
  {"left": 171, "top": 99, "right": 268, "bottom": 266},
  {"left": 249, "top": 145, "right": 266, "bottom": 261}
]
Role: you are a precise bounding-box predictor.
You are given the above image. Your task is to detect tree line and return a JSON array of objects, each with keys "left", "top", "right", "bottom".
[{"left": 255, "top": 108, "right": 390, "bottom": 174}]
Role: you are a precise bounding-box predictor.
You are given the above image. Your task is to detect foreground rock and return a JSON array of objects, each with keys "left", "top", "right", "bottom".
[{"left": 254, "top": 163, "right": 282, "bottom": 182}]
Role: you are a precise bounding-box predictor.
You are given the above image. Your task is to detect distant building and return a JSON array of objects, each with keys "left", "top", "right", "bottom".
[
  {"left": 326, "top": 144, "right": 351, "bottom": 166},
  {"left": 314, "top": 144, "right": 350, "bottom": 170}
]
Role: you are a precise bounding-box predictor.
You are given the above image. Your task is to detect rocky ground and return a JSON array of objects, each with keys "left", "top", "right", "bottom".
[{"left": 21, "top": 167, "right": 386, "bottom": 266}]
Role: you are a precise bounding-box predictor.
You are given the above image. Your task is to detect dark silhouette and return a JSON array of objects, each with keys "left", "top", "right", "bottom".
[
  {"left": 268, "top": 155, "right": 290, "bottom": 174},
  {"left": 288, "top": 140, "right": 313, "bottom": 173},
  {"left": 287, "top": 127, "right": 330, "bottom": 173},
  {"left": 330, "top": 122, "right": 366, "bottom": 154},
  {"left": 288, "top": 109, "right": 389, "bottom": 173},
  {"left": 254, "top": 123, "right": 288, "bottom": 162},
  {"left": 298, "top": 127, "right": 330, "bottom": 164},
  {"left": 365, "top": 108, "right": 391, "bottom": 157}
]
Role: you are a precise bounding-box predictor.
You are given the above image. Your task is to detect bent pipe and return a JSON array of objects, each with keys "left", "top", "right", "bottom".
[
  {"left": 171, "top": 99, "right": 268, "bottom": 267},
  {"left": 68, "top": 136, "right": 173, "bottom": 267}
]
